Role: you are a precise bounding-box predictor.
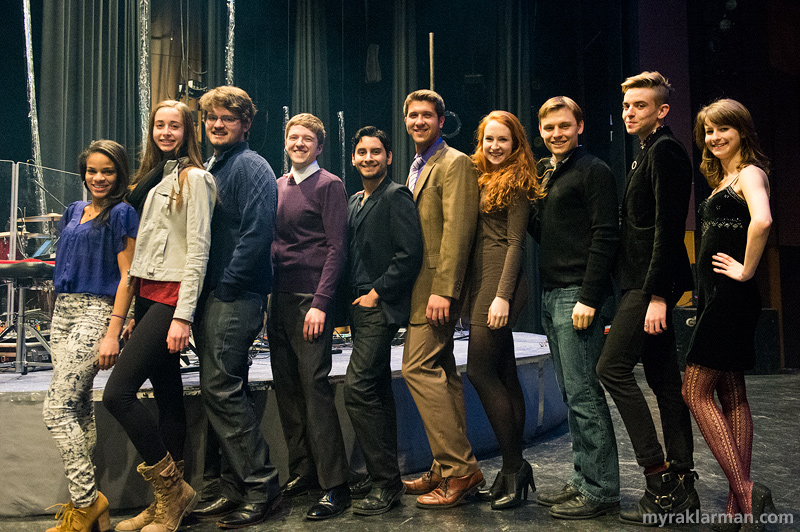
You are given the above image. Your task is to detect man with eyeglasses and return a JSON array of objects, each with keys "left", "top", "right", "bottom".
[{"left": 191, "top": 86, "right": 282, "bottom": 528}]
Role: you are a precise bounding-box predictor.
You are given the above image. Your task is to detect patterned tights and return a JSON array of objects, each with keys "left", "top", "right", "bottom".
[{"left": 682, "top": 364, "right": 753, "bottom": 515}]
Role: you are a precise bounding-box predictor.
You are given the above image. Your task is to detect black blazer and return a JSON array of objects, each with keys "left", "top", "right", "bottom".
[
  {"left": 345, "top": 177, "right": 424, "bottom": 327},
  {"left": 615, "top": 126, "right": 694, "bottom": 302}
]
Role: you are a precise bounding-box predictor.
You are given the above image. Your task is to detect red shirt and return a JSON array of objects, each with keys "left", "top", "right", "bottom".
[{"left": 139, "top": 278, "right": 181, "bottom": 307}]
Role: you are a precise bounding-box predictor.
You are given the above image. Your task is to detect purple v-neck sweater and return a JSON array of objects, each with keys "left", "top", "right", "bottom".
[{"left": 271, "top": 168, "right": 348, "bottom": 312}]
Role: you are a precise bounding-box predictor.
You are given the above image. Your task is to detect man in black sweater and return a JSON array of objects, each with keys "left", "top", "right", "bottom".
[
  {"left": 530, "top": 97, "right": 621, "bottom": 520},
  {"left": 596, "top": 71, "right": 698, "bottom": 525}
]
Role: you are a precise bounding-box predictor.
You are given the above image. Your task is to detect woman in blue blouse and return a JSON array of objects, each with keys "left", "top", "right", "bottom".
[{"left": 43, "top": 140, "right": 138, "bottom": 532}]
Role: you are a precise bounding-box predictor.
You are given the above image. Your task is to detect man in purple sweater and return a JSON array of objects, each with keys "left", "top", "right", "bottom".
[{"left": 268, "top": 113, "right": 351, "bottom": 520}]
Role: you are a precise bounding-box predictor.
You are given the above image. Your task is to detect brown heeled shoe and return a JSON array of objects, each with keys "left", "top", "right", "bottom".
[{"left": 46, "top": 492, "right": 111, "bottom": 532}]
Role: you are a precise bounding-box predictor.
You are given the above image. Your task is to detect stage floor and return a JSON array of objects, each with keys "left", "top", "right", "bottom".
[
  {"left": 0, "top": 332, "right": 568, "bottom": 518},
  {"left": 3, "top": 369, "right": 798, "bottom": 531}
]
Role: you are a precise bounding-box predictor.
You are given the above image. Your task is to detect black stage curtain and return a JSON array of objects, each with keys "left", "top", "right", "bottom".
[{"left": 38, "top": 0, "right": 140, "bottom": 173}]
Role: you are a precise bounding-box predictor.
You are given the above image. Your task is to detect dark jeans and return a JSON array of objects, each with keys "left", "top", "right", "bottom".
[
  {"left": 195, "top": 290, "right": 279, "bottom": 504},
  {"left": 344, "top": 304, "right": 401, "bottom": 487},
  {"left": 103, "top": 297, "right": 185, "bottom": 465},
  {"left": 596, "top": 289, "right": 694, "bottom": 471},
  {"left": 268, "top": 292, "right": 348, "bottom": 490}
]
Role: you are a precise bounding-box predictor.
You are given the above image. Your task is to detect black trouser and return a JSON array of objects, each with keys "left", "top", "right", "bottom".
[
  {"left": 103, "top": 297, "right": 186, "bottom": 465},
  {"left": 596, "top": 289, "right": 694, "bottom": 471},
  {"left": 268, "top": 292, "right": 349, "bottom": 490},
  {"left": 344, "top": 304, "right": 401, "bottom": 487}
]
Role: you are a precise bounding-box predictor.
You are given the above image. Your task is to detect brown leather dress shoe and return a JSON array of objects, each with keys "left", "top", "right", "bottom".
[
  {"left": 402, "top": 471, "right": 443, "bottom": 495},
  {"left": 416, "top": 470, "right": 485, "bottom": 509}
]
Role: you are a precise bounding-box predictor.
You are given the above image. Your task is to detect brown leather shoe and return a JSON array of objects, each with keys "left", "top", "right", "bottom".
[
  {"left": 416, "top": 470, "right": 485, "bottom": 509},
  {"left": 402, "top": 471, "right": 443, "bottom": 495}
]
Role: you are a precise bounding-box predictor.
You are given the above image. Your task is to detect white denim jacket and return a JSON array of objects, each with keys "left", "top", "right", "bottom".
[{"left": 129, "top": 160, "right": 217, "bottom": 322}]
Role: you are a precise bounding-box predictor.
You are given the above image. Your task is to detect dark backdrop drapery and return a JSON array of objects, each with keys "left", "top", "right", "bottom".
[{"left": 38, "top": 0, "right": 140, "bottom": 172}]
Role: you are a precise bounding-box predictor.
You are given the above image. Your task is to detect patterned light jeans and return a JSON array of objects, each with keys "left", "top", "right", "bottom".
[{"left": 43, "top": 293, "right": 113, "bottom": 507}]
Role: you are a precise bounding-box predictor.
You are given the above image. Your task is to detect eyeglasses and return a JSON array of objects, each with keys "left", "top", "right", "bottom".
[{"left": 205, "top": 114, "right": 240, "bottom": 124}]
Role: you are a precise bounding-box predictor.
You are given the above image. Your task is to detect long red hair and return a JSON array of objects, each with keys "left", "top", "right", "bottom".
[{"left": 471, "top": 111, "right": 543, "bottom": 213}]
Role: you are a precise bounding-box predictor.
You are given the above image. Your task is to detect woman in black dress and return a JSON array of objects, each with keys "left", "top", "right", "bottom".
[{"left": 681, "top": 99, "right": 773, "bottom": 531}]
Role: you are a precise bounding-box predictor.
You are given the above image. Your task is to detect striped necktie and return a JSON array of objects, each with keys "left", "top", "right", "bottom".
[{"left": 407, "top": 156, "right": 424, "bottom": 192}]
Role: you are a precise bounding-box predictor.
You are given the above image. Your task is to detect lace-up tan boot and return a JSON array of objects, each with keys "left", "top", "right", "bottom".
[
  {"left": 115, "top": 461, "right": 185, "bottom": 531},
  {"left": 138, "top": 454, "right": 197, "bottom": 532}
]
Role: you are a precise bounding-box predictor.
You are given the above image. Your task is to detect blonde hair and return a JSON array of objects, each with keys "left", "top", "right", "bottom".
[{"left": 621, "top": 71, "right": 672, "bottom": 106}]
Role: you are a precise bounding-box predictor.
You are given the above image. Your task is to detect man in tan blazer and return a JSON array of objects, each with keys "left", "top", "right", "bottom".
[{"left": 400, "top": 89, "right": 484, "bottom": 508}]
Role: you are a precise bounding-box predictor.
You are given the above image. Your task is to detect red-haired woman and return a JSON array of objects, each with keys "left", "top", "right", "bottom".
[
  {"left": 467, "top": 110, "right": 542, "bottom": 509},
  {"left": 682, "top": 99, "right": 774, "bottom": 531}
]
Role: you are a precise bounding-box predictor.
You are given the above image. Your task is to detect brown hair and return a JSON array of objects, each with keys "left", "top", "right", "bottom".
[
  {"left": 538, "top": 96, "right": 584, "bottom": 124},
  {"left": 621, "top": 71, "right": 673, "bottom": 106},
  {"left": 78, "top": 139, "right": 131, "bottom": 226},
  {"left": 471, "top": 110, "right": 543, "bottom": 213},
  {"left": 694, "top": 98, "right": 770, "bottom": 188},
  {"left": 198, "top": 86, "right": 257, "bottom": 138},
  {"left": 285, "top": 113, "right": 326, "bottom": 146},
  {"left": 134, "top": 100, "right": 204, "bottom": 209},
  {"left": 403, "top": 89, "right": 446, "bottom": 118}
]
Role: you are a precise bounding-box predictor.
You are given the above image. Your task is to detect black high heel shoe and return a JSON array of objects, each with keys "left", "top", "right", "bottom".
[
  {"left": 477, "top": 471, "right": 504, "bottom": 502},
  {"left": 491, "top": 461, "right": 535, "bottom": 510},
  {"left": 711, "top": 518, "right": 741, "bottom": 532},
  {"left": 741, "top": 482, "right": 776, "bottom": 532}
]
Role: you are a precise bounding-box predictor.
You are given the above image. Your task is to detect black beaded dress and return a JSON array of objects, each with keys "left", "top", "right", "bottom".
[{"left": 686, "top": 180, "right": 761, "bottom": 371}]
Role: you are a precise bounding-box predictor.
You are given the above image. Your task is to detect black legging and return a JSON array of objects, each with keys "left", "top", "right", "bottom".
[
  {"left": 103, "top": 296, "right": 186, "bottom": 465},
  {"left": 466, "top": 325, "right": 525, "bottom": 472}
]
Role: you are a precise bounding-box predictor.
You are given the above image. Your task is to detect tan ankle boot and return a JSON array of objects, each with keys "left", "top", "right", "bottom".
[
  {"left": 46, "top": 492, "right": 111, "bottom": 532},
  {"left": 115, "top": 461, "right": 184, "bottom": 532},
  {"left": 139, "top": 454, "right": 197, "bottom": 532}
]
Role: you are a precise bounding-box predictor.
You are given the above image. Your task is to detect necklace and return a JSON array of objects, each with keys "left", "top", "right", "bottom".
[
  {"left": 639, "top": 125, "right": 665, "bottom": 150},
  {"left": 82, "top": 204, "right": 102, "bottom": 222}
]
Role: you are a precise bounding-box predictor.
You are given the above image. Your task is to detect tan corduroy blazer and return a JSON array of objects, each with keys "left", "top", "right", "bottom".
[{"left": 407, "top": 140, "right": 479, "bottom": 325}]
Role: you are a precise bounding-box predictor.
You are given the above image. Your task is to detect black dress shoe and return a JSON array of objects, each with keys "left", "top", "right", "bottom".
[
  {"left": 549, "top": 494, "right": 620, "bottom": 519},
  {"left": 282, "top": 474, "right": 319, "bottom": 498},
  {"left": 492, "top": 461, "right": 536, "bottom": 510},
  {"left": 217, "top": 497, "right": 281, "bottom": 529},
  {"left": 192, "top": 496, "right": 240, "bottom": 519},
  {"left": 349, "top": 475, "right": 373, "bottom": 499},
  {"left": 306, "top": 484, "right": 351, "bottom": 520},
  {"left": 537, "top": 484, "right": 579, "bottom": 507},
  {"left": 477, "top": 471, "right": 504, "bottom": 502},
  {"left": 352, "top": 483, "right": 405, "bottom": 516}
]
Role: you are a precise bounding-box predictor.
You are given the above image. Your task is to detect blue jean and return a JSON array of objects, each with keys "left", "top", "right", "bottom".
[
  {"left": 541, "top": 287, "right": 620, "bottom": 503},
  {"left": 195, "top": 290, "right": 280, "bottom": 504}
]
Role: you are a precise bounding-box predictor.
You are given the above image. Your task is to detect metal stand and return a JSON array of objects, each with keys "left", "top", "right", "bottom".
[{"left": 0, "top": 261, "right": 54, "bottom": 374}]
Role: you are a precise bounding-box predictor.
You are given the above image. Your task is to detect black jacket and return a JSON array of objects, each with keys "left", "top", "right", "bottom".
[
  {"left": 616, "top": 126, "right": 693, "bottom": 301},
  {"left": 345, "top": 177, "right": 424, "bottom": 327}
]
